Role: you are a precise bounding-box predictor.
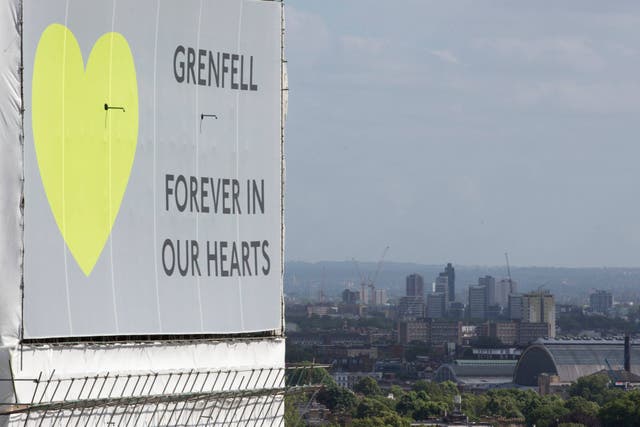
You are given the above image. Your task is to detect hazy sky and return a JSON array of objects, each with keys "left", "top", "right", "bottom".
[{"left": 283, "top": 1, "right": 640, "bottom": 267}]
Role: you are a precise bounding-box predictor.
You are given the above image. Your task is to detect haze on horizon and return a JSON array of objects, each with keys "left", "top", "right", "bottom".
[{"left": 284, "top": 1, "right": 640, "bottom": 268}]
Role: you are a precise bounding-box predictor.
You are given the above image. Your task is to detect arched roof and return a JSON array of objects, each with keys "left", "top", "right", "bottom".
[
  {"left": 514, "top": 339, "right": 640, "bottom": 386},
  {"left": 434, "top": 360, "right": 516, "bottom": 384}
]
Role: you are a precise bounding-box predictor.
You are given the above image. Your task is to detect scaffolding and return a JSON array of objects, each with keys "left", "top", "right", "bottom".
[{"left": 0, "top": 365, "right": 322, "bottom": 426}]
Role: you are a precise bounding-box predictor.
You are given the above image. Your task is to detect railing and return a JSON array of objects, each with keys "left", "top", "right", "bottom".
[{"left": 0, "top": 365, "right": 327, "bottom": 426}]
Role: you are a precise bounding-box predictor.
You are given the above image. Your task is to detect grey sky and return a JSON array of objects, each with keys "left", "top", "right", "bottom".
[{"left": 283, "top": 1, "right": 640, "bottom": 267}]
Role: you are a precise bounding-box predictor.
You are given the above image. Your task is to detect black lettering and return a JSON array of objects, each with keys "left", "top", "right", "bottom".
[
  {"left": 177, "top": 240, "right": 189, "bottom": 277},
  {"left": 197, "top": 49, "right": 207, "bottom": 86},
  {"left": 231, "top": 54, "right": 239, "bottom": 90},
  {"left": 190, "top": 176, "right": 199, "bottom": 212},
  {"left": 209, "top": 178, "right": 221, "bottom": 213},
  {"left": 162, "top": 239, "right": 175, "bottom": 276},
  {"left": 187, "top": 48, "right": 196, "bottom": 84},
  {"left": 200, "top": 177, "right": 210, "bottom": 213},
  {"left": 251, "top": 241, "right": 261, "bottom": 275},
  {"left": 242, "top": 241, "right": 251, "bottom": 276},
  {"left": 222, "top": 179, "right": 230, "bottom": 214},
  {"left": 262, "top": 240, "right": 270, "bottom": 275},
  {"left": 220, "top": 241, "right": 229, "bottom": 277},
  {"left": 246, "top": 180, "right": 251, "bottom": 214},
  {"left": 208, "top": 52, "right": 220, "bottom": 87},
  {"left": 165, "top": 174, "right": 175, "bottom": 211},
  {"left": 230, "top": 243, "right": 240, "bottom": 276},
  {"left": 173, "top": 46, "right": 185, "bottom": 83},
  {"left": 175, "top": 175, "right": 188, "bottom": 212},
  {"left": 191, "top": 240, "right": 201, "bottom": 276},
  {"left": 253, "top": 179, "right": 264, "bottom": 214},
  {"left": 232, "top": 179, "right": 241, "bottom": 214},
  {"left": 222, "top": 53, "right": 230, "bottom": 88},
  {"left": 207, "top": 241, "right": 218, "bottom": 276},
  {"left": 240, "top": 56, "right": 248, "bottom": 91},
  {"left": 249, "top": 56, "right": 258, "bottom": 91}
]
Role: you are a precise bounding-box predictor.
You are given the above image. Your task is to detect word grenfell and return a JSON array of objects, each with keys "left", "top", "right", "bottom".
[{"left": 173, "top": 45, "right": 258, "bottom": 90}]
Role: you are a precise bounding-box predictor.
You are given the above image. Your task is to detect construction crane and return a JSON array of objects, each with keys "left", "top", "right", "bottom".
[
  {"left": 605, "top": 358, "right": 620, "bottom": 385},
  {"left": 351, "top": 246, "right": 390, "bottom": 305},
  {"left": 505, "top": 252, "right": 512, "bottom": 284},
  {"left": 371, "top": 246, "right": 389, "bottom": 287}
]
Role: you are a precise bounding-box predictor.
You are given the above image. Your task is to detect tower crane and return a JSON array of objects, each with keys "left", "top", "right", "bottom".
[{"left": 351, "top": 246, "right": 390, "bottom": 305}]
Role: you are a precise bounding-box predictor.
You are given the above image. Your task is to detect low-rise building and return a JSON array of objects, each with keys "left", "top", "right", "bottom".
[
  {"left": 518, "top": 322, "right": 551, "bottom": 345},
  {"left": 429, "top": 320, "right": 462, "bottom": 346},
  {"left": 398, "top": 320, "right": 428, "bottom": 344},
  {"left": 397, "top": 296, "right": 425, "bottom": 320},
  {"left": 306, "top": 304, "right": 337, "bottom": 317},
  {"left": 434, "top": 359, "right": 516, "bottom": 390},
  {"left": 332, "top": 372, "right": 383, "bottom": 390},
  {"left": 484, "top": 321, "right": 518, "bottom": 346}
]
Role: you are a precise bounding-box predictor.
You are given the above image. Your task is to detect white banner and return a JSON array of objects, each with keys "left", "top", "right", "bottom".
[{"left": 21, "top": 0, "right": 283, "bottom": 338}]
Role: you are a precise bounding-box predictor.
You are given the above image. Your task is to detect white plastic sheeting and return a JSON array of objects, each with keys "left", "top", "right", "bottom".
[
  {"left": 0, "top": 0, "right": 287, "bottom": 424},
  {"left": 0, "top": 0, "right": 22, "bottom": 348},
  {"left": 2, "top": 338, "right": 285, "bottom": 426}
]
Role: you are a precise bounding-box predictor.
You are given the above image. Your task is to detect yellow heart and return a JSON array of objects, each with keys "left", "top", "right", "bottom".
[{"left": 32, "top": 24, "right": 138, "bottom": 276}]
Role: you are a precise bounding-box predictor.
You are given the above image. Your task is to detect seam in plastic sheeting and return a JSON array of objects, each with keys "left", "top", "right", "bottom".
[{"left": 0, "top": 0, "right": 23, "bottom": 348}]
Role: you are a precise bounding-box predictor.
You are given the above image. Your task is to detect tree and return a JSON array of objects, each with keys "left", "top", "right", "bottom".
[
  {"left": 316, "top": 384, "right": 357, "bottom": 414},
  {"left": 569, "top": 374, "right": 610, "bottom": 405},
  {"left": 486, "top": 394, "right": 524, "bottom": 419},
  {"left": 526, "top": 397, "right": 569, "bottom": 427},
  {"left": 353, "top": 376, "right": 382, "bottom": 396},
  {"left": 413, "top": 401, "right": 448, "bottom": 420},
  {"left": 565, "top": 396, "right": 600, "bottom": 419},
  {"left": 356, "top": 397, "right": 392, "bottom": 419},
  {"left": 351, "top": 413, "right": 411, "bottom": 427},
  {"left": 396, "top": 392, "right": 420, "bottom": 418},
  {"left": 599, "top": 397, "right": 638, "bottom": 427}
]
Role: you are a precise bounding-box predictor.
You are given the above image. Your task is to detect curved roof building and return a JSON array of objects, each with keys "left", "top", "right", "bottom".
[
  {"left": 434, "top": 360, "right": 516, "bottom": 390},
  {"left": 514, "top": 338, "right": 640, "bottom": 386}
]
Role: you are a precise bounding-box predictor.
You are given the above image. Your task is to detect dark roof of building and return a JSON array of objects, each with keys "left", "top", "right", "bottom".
[
  {"left": 434, "top": 360, "right": 516, "bottom": 385},
  {"left": 514, "top": 339, "right": 640, "bottom": 386},
  {"left": 593, "top": 369, "right": 640, "bottom": 383}
]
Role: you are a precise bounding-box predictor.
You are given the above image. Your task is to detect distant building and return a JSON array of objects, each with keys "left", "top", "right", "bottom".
[
  {"left": 307, "top": 304, "right": 337, "bottom": 317},
  {"left": 461, "top": 325, "right": 478, "bottom": 345},
  {"left": 514, "top": 338, "right": 640, "bottom": 386},
  {"left": 398, "top": 320, "right": 428, "bottom": 344},
  {"left": 508, "top": 294, "right": 523, "bottom": 321},
  {"left": 478, "top": 276, "right": 496, "bottom": 305},
  {"left": 486, "top": 304, "right": 502, "bottom": 320},
  {"left": 332, "top": 372, "right": 383, "bottom": 390},
  {"left": 374, "top": 289, "right": 388, "bottom": 305},
  {"left": 428, "top": 320, "right": 463, "bottom": 346},
  {"left": 406, "top": 274, "right": 425, "bottom": 298},
  {"left": 484, "top": 321, "right": 518, "bottom": 346},
  {"left": 556, "top": 303, "right": 581, "bottom": 318},
  {"left": 522, "top": 291, "right": 556, "bottom": 338},
  {"left": 397, "top": 296, "right": 425, "bottom": 320},
  {"left": 359, "top": 284, "right": 371, "bottom": 306},
  {"left": 449, "top": 302, "right": 465, "bottom": 320},
  {"left": 435, "top": 275, "right": 449, "bottom": 302},
  {"left": 434, "top": 359, "right": 516, "bottom": 390},
  {"left": 590, "top": 290, "right": 613, "bottom": 314},
  {"left": 468, "top": 285, "right": 488, "bottom": 320},
  {"left": 342, "top": 289, "right": 360, "bottom": 305},
  {"left": 441, "top": 263, "right": 455, "bottom": 302},
  {"left": 518, "top": 322, "right": 551, "bottom": 345},
  {"left": 495, "top": 279, "right": 516, "bottom": 307},
  {"left": 427, "top": 292, "right": 447, "bottom": 319},
  {"left": 472, "top": 347, "right": 521, "bottom": 360}
]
